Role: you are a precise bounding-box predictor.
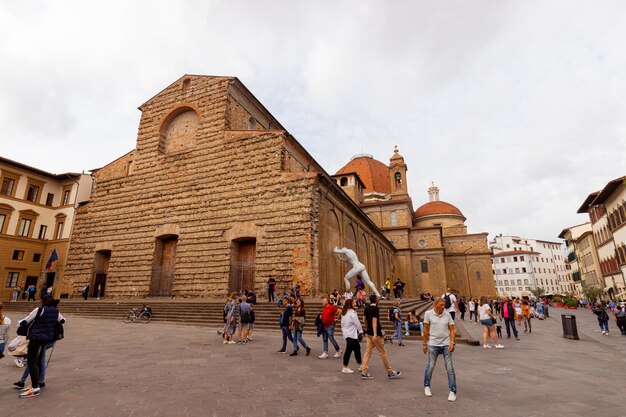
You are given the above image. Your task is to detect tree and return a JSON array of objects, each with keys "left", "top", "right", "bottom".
[
  {"left": 530, "top": 287, "right": 546, "bottom": 299},
  {"left": 582, "top": 285, "right": 603, "bottom": 303}
]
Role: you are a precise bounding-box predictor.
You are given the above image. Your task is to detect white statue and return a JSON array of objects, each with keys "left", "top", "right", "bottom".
[{"left": 333, "top": 247, "right": 380, "bottom": 296}]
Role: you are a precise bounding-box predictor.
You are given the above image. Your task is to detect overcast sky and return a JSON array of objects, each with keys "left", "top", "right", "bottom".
[{"left": 1, "top": 1, "right": 625, "bottom": 242}]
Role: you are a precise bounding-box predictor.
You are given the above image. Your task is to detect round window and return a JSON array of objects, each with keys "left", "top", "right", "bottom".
[{"left": 418, "top": 240, "right": 426, "bottom": 248}]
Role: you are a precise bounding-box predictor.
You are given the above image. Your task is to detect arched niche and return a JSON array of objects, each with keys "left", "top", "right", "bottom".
[{"left": 158, "top": 106, "right": 199, "bottom": 154}]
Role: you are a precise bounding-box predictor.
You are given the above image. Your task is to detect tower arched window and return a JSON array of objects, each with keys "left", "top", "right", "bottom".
[
  {"left": 394, "top": 172, "right": 402, "bottom": 187},
  {"left": 421, "top": 259, "right": 428, "bottom": 273}
]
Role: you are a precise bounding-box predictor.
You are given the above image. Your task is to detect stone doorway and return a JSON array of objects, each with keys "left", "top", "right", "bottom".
[
  {"left": 150, "top": 236, "right": 177, "bottom": 296},
  {"left": 92, "top": 250, "right": 111, "bottom": 297},
  {"left": 229, "top": 238, "right": 256, "bottom": 294}
]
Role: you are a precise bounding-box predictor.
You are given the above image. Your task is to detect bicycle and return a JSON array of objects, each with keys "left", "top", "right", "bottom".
[{"left": 123, "top": 307, "right": 152, "bottom": 324}]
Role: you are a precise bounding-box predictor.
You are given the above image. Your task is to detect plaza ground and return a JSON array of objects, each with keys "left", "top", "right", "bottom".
[{"left": 0, "top": 306, "right": 624, "bottom": 417}]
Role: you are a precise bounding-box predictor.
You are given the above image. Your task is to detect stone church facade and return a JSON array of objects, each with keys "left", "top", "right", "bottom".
[{"left": 64, "top": 75, "right": 494, "bottom": 299}]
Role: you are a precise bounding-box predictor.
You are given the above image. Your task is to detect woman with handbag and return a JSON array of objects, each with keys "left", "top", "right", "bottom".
[
  {"left": 340, "top": 298, "right": 363, "bottom": 374},
  {"left": 290, "top": 298, "right": 311, "bottom": 356},
  {"left": 16, "top": 295, "right": 65, "bottom": 398},
  {"left": 478, "top": 296, "right": 503, "bottom": 349}
]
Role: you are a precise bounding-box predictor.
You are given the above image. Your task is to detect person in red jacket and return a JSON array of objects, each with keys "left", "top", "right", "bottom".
[{"left": 318, "top": 297, "right": 342, "bottom": 359}]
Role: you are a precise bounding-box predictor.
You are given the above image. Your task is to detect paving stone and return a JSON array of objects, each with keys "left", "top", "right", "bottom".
[{"left": 0, "top": 310, "right": 624, "bottom": 416}]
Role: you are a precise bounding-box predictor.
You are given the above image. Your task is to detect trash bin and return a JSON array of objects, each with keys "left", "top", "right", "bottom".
[{"left": 562, "top": 314, "right": 579, "bottom": 340}]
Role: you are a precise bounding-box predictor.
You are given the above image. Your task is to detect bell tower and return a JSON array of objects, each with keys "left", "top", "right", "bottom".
[{"left": 389, "top": 145, "right": 408, "bottom": 197}]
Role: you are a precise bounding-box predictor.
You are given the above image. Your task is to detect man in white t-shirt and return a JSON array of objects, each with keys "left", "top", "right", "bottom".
[
  {"left": 441, "top": 289, "right": 458, "bottom": 321},
  {"left": 422, "top": 297, "right": 457, "bottom": 402}
]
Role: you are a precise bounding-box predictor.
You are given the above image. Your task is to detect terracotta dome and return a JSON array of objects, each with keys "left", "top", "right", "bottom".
[
  {"left": 414, "top": 201, "right": 464, "bottom": 218},
  {"left": 336, "top": 155, "right": 391, "bottom": 194}
]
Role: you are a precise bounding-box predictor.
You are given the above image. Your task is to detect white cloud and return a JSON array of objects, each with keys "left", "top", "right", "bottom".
[{"left": 1, "top": 0, "right": 625, "bottom": 241}]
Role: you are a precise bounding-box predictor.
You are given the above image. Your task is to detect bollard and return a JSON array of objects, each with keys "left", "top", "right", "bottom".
[{"left": 562, "top": 314, "right": 579, "bottom": 340}]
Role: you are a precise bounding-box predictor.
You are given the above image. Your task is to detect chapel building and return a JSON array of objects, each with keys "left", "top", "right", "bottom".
[{"left": 63, "top": 75, "right": 494, "bottom": 299}]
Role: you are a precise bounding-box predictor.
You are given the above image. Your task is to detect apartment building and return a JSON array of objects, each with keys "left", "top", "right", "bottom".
[
  {"left": 490, "top": 235, "right": 568, "bottom": 298},
  {"left": 0, "top": 156, "right": 91, "bottom": 300},
  {"left": 558, "top": 223, "right": 602, "bottom": 297},
  {"left": 578, "top": 177, "right": 626, "bottom": 300}
]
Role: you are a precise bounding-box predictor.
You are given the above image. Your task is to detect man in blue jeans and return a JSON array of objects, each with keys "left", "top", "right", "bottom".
[
  {"left": 318, "top": 297, "right": 342, "bottom": 359},
  {"left": 423, "top": 297, "right": 457, "bottom": 402}
]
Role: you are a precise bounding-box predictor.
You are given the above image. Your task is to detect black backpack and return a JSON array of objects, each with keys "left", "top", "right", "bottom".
[{"left": 444, "top": 294, "right": 452, "bottom": 309}]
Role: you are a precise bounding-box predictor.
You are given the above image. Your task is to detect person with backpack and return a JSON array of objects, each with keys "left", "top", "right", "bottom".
[
  {"left": 390, "top": 301, "right": 404, "bottom": 346},
  {"left": 593, "top": 303, "right": 610, "bottom": 335},
  {"left": 238, "top": 296, "right": 252, "bottom": 344},
  {"left": 441, "top": 289, "right": 458, "bottom": 321},
  {"left": 17, "top": 295, "right": 65, "bottom": 398},
  {"left": 290, "top": 298, "right": 311, "bottom": 356}
]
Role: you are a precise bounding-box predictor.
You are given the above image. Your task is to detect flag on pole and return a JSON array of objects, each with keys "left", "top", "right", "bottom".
[{"left": 46, "top": 249, "right": 59, "bottom": 271}]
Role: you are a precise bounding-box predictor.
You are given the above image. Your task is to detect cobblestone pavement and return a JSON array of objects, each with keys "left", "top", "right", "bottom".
[{"left": 0, "top": 307, "right": 624, "bottom": 417}]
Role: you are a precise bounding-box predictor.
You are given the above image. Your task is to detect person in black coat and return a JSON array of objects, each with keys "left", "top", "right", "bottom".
[{"left": 18, "top": 295, "right": 65, "bottom": 398}]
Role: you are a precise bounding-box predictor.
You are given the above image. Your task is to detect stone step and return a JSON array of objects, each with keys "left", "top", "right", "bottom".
[{"left": 2, "top": 299, "right": 435, "bottom": 337}]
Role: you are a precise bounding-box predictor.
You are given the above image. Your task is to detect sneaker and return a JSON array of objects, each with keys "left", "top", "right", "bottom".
[
  {"left": 222, "top": 340, "right": 228, "bottom": 344},
  {"left": 358, "top": 365, "right": 362, "bottom": 371},
  {"left": 289, "top": 350, "right": 298, "bottom": 356},
  {"left": 361, "top": 372, "right": 373, "bottom": 380},
  {"left": 13, "top": 381, "right": 25, "bottom": 389},
  {"left": 305, "top": 347, "right": 311, "bottom": 356},
  {"left": 405, "top": 332, "right": 410, "bottom": 336},
  {"left": 342, "top": 367, "right": 354, "bottom": 374},
  {"left": 39, "top": 383, "right": 45, "bottom": 388},
  {"left": 277, "top": 349, "right": 287, "bottom": 354},
  {"left": 387, "top": 370, "right": 401, "bottom": 379},
  {"left": 601, "top": 330, "right": 606, "bottom": 335},
  {"left": 318, "top": 352, "right": 329, "bottom": 359},
  {"left": 398, "top": 342, "right": 405, "bottom": 346},
  {"left": 515, "top": 336, "right": 520, "bottom": 340},
  {"left": 333, "top": 350, "right": 343, "bottom": 358},
  {"left": 448, "top": 391, "right": 457, "bottom": 402},
  {"left": 19, "top": 387, "right": 40, "bottom": 398},
  {"left": 228, "top": 341, "right": 236, "bottom": 344},
  {"left": 14, "top": 358, "right": 25, "bottom": 368},
  {"left": 483, "top": 345, "right": 492, "bottom": 349},
  {"left": 424, "top": 387, "right": 432, "bottom": 397},
  {"left": 495, "top": 344, "right": 505, "bottom": 349}
]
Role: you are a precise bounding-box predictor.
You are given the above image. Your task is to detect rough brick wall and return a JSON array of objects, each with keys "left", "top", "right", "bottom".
[{"left": 65, "top": 76, "right": 317, "bottom": 299}]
